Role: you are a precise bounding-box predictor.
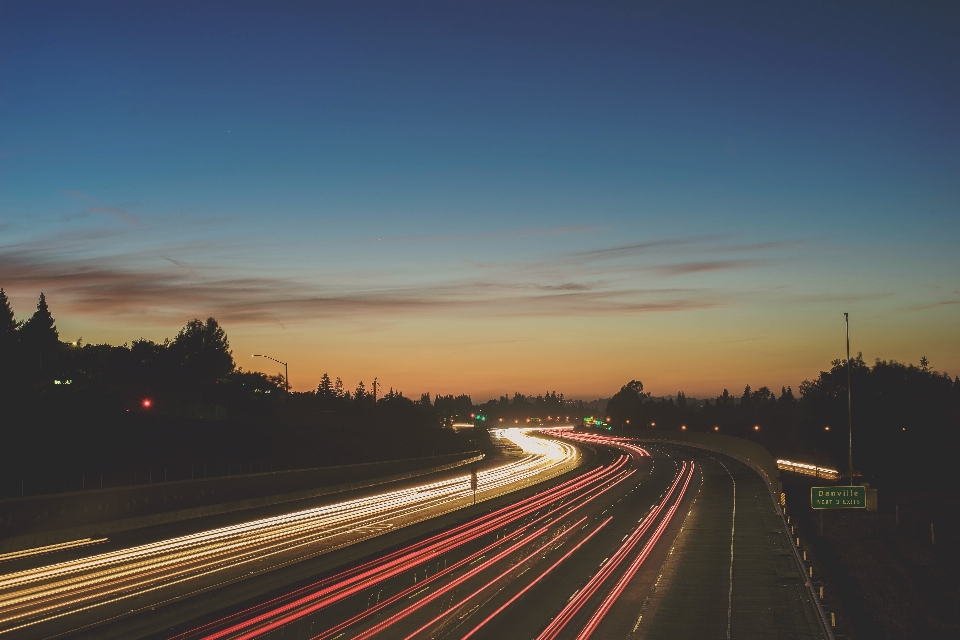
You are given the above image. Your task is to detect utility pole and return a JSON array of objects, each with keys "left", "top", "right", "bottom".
[
  {"left": 373, "top": 377, "right": 378, "bottom": 402},
  {"left": 845, "top": 313, "right": 853, "bottom": 486}
]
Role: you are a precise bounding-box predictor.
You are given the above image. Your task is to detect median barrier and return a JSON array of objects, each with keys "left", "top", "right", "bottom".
[{"left": 0, "top": 451, "right": 482, "bottom": 553}]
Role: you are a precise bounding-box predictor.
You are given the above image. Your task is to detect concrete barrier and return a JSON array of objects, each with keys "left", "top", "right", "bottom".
[
  {"left": 0, "top": 451, "right": 482, "bottom": 553},
  {"left": 630, "top": 430, "right": 781, "bottom": 500}
]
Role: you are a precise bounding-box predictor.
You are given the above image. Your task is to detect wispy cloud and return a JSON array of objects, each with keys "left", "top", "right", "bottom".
[
  {"left": 0, "top": 242, "right": 727, "bottom": 324},
  {"left": 371, "top": 225, "right": 603, "bottom": 244},
  {"left": 649, "top": 259, "right": 770, "bottom": 276},
  {"left": 0, "top": 229, "right": 826, "bottom": 327},
  {"left": 61, "top": 190, "right": 142, "bottom": 226},
  {"left": 907, "top": 299, "right": 960, "bottom": 311}
]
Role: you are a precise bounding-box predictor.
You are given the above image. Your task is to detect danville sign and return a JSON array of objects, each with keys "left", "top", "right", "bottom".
[{"left": 811, "top": 486, "right": 866, "bottom": 509}]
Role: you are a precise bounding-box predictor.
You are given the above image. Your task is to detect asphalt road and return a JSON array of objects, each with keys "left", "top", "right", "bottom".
[
  {"left": 163, "top": 433, "right": 828, "bottom": 640},
  {"left": 0, "top": 430, "right": 579, "bottom": 639}
]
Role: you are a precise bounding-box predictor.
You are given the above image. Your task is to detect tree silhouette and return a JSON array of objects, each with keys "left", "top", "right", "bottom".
[
  {"left": 0, "top": 288, "right": 17, "bottom": 338},
  {"left": 317, "top": 373, "right": 333, "bottom": 396},
  {"left": 19, "top": 292, "right": 59, "bottom": 352},
  {"left": 170, "top": 318, "right": 234, "bottom": 384}
]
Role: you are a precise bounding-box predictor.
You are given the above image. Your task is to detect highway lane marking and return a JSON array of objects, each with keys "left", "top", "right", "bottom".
[{"left": 699, "top": 452, "right": 737, "bottom": 640}]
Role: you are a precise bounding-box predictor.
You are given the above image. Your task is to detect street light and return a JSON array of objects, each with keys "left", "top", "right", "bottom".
[
  {"left": 844, "top": 312, "right": 853, "bottom": 486},
  {"left": 253, "top": 354, "right": 289, "bottom": 392}
]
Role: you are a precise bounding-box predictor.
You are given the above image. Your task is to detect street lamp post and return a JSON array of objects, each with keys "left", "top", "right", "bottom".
[
  {"left": 253, "top": 354, "right": 289, "bottom": 392},
  {"left": 844, "top": 313, "right": 853, "bottom": 486}
]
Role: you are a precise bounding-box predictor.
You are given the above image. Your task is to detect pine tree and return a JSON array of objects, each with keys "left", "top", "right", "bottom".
[
  {"left": 317, "top": 373, "right": 333, "bottom": 396},
  {"left": 0, "top": 288, "right": 18, "bottom": 341},
  {"left": 334, "top": 377, "right": 344, "bottom": 397},
  {"left": 19, "top": 292, "right": 59, "bottom": 351}
]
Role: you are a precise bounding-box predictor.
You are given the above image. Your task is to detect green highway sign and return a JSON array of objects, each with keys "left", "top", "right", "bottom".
[{"left": 811, "top": 486, "right": 866, "bottom": 509}]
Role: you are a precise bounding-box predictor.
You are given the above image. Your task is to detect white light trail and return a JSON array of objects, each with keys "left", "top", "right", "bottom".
[{"left": 0, "top": 430, "right": 577, "bottom": 635}]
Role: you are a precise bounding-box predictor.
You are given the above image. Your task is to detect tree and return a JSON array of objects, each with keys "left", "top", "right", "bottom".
[
  {"left": 355, "top": 380, "right": 366, "bottom": 399},
  {"left": 334, "top": 377, "right": 345, "bottom": 397},
  {"left": 606, "top": 380, "right": 649, "bottom": 426},
  {"left": 0, "top": 288, "right": 18, "bottom": 340},
  {"left": 19, "top": 292, "right": 59, "bottom": 352},
  {"left": 170, "top": 317, "right": 234, "bottom": 384},
  {"left": 317, "top": 373, "right": 333, "bottom": 396}
]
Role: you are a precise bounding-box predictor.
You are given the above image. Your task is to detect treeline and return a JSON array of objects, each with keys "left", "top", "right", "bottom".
[
  {"left": 475, "top": 392, "right": 594, "bottom": 423},
  {"left": 0, "top": 290, "right": 469, "bottom": 484},
  {"left": 605, "top": 356, "right": 960, "bottom": 488},
  {"left": 0, "top": 290, "right": 280, "bottom": 419}
]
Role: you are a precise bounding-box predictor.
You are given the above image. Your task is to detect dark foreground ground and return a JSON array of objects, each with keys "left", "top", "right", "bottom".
[{"left": 782, "top": 477, "right": 960, "bottom": 640}]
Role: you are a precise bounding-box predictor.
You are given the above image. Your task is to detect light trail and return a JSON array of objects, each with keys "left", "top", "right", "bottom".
[
  {"left": 776, "top": 459, "right": 839, "bottom": 480},
  {"left": 176, "top": 460, "right": 621, "bottom": 640},
  {"left": 398, "top": 516, "right": 591, "bottom": 640},
  {"left": 574, "top": 461, "right": 695, "bottom": 639},
  {"left": 0, "top": 429, "right": 577, "bottom": 636},
  {"left": 331, "top": 467, "right": 637, "bottom": 640},
  {"left": 0, "top": 539, "right": 108, "bottom": 564},
  {"left": 459, "top": 516, "right": 613, "bottom": 640},
  {"left": 536, "top": 460, "right": 694, "bottom": 640},
  {"left": 195, "top": 457, "right": 632, "bottom": 640}
]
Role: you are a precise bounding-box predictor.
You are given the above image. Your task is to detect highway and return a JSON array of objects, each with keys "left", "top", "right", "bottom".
[
  {"left": 0, "top": 429, "right": 578, "bottom": 639},
  {"left": 166, "top": 431, "right": 828, "bottom": 640}
]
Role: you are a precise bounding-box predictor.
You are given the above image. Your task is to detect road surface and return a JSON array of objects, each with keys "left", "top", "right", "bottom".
[
  {"left": 0, "top": 429, "right": 578, "bottom": 639},
  {"left": 165, "top": 431, "right": 828, "bottom": 640}
]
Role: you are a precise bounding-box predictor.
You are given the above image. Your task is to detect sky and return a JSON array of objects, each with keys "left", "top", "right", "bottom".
[{"left": 1, "top": 1, "right": 958, "bottom": 400}]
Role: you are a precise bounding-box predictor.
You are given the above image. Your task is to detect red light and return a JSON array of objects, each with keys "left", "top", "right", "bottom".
[{"left": 142, "top": 399, "right": 152, "bottom": 408}]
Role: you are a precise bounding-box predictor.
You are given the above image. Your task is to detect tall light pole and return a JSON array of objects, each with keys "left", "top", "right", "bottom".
[
  {"left": 844, "top": 313, "right": 853, "bottom": 486},
  {"left": 253, "top": 354, "right": 289, "bottom": 392}
]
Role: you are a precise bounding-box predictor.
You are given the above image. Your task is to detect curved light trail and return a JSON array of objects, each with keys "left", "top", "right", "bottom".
[
  {"left": 175, "top": 430, "right": 680, "bottom": 640},
  {"left": 0, "top": 429, "right": 578, "bottom": 636}
]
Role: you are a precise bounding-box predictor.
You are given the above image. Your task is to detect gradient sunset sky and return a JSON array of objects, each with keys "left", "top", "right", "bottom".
[{"left": 2, "top": 2, "right": 958, "bottom": 399}]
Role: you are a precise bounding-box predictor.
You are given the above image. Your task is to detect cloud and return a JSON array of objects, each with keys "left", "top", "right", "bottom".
[
  {"left": 649, "top": 259, "right": 770, "bottom": 276},
  {"left": 372, "top": 225, "right": 603, "bottom": 244},
  {"left": 60, "top": 190, "right": 142, "bottom": 226},
  {"left": 907, "top": 299, "right": 960, "bottom": 311},
  {"left": 0, "top": 231, "right": 817, "bottom": 327},
  {"left": 0, "top": 241, "right": 727, "bottom": 324},
  {"left": 560, "top": 238, "right": 703, "bottom": 262}
]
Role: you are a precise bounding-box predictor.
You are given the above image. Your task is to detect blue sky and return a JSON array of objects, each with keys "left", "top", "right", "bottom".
[{"left": 2, "top": 1, "right": 958, "bottom": 397}]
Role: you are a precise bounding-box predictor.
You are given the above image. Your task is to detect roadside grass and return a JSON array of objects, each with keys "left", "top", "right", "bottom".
[{"left": 782, "top": 476, "right": 960, "bottom": 640}]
